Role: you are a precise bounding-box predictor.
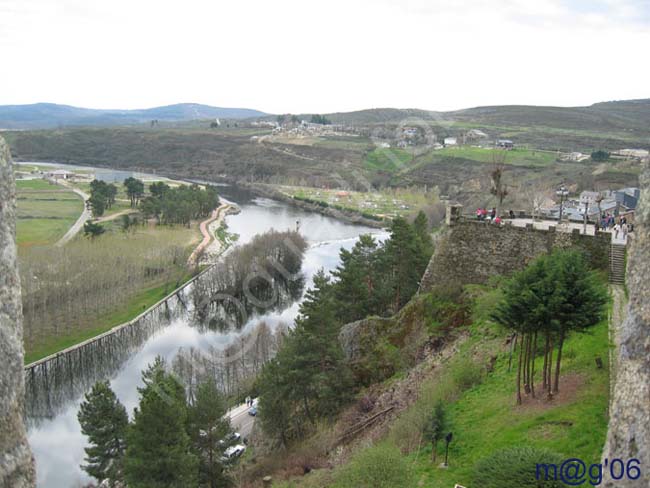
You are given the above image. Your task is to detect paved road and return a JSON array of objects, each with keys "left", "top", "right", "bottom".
[
  {"left": 227, "top": 399, "right": 257, "bottom": 440},
  {"left": 54, "top": 180, "right": 91, "bottom": 247}
]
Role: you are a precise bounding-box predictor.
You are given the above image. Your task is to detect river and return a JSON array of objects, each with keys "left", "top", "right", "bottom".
[{"left": 26, "top": 181, "right": 385, "bottom": 487}]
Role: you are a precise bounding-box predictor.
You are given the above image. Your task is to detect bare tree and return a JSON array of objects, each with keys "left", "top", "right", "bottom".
[{"left": 490, "top": 150, "right": 509, "bottom": 217}]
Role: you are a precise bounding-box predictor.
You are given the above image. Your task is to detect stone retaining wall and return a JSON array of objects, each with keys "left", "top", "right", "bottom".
[{"left": 420, "top": 219, "right": 610, "bottom": 291}]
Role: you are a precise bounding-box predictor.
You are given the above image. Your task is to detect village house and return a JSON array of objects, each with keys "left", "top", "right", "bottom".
[
  {"left": 496, "top": 139, "right": 514, "bottom": 149},
  {"left": 444, "top": 137, "right": 458, "bottom": 146},
  {"left": 47, "top": 169, "right": 73, "bottom": 180}
]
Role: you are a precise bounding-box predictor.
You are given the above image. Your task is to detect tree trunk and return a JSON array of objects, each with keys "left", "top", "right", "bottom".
[
  {"left": 530, "top": 332, "right": 537, "bottom": 398},
  {"left": 523, "top": 334, "right": 531, "bottom": 394},
  {"left": 508, "top": 333, "right": 517, "bottom": 372},
  {"left": 553, "top": 331, "right": 565, "bottom": 394},
  {"left": 547, "top": 338, "right": 554, "bottom": 400},
  {"left": 542, "top": 334, "right": 549, "bottom": 390},
  {"left": 516, "top": 333, "right": 524, "bottom": 405}
]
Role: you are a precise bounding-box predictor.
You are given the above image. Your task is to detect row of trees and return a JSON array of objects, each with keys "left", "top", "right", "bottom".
[
  {"left": 492, "top": 249, "right": 606, "bottom": 404},
  {"left": 140, "top": 182, "right": 220, "bottom": 226},
  {"left": 257, "top": 214, "right": 434, "bottom": 444},
  {"left": 78, "top": 357, "right": 234, "bottom": 488}
]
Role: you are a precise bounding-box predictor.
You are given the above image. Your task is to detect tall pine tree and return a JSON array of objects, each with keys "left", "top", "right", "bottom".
[
  {"left": 124, "top": 357, "right": 198, "bottom": 487},
  {"left": 187, "top": 379, "right": 232, "bottom": 488},
  {"left": 77, "top": 380, "right": 128, "bottom": 486}
]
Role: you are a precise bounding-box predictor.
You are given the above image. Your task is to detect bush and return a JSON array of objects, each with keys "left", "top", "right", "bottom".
[
  {"left": 451, "top": 357, "right": 483, "bottom": 391},
  {"left": 333, "top": 444, "right": 414, "bottom": 488},
  {"left": 473, "top": 446, "right": 565, "bottom": 488}
]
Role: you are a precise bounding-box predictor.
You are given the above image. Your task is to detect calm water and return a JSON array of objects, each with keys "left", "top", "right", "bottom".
[{"left": 27, "top": 181, "right": 384, "bottom": 487}]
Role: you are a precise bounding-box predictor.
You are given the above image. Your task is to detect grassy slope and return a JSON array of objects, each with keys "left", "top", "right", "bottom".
[
  {"left": 277, "top": 283, "right": 612, "bottom": 488},
  {"left": 409, "top": 286, "right": 610, "bottom": 487}
]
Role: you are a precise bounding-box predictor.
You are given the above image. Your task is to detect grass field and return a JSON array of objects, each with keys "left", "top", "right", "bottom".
[
  {"left": 16, "top": 179, "right": 84, "bottom": 247},
  {"left": 434, "top": 146, "right": 558, "bottom": 166},
  {"left": 364, "top": 147, "right": 414, "bottom": 171}
]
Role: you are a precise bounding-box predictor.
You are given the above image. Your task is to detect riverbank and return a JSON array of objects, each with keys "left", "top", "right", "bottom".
[{"left": 238, "top": 181, "right": 387, "bottom": 229}]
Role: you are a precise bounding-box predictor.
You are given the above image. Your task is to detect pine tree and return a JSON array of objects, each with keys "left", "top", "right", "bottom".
[
  {"left": 412, "top": 210, "right": 434, "bottom": 257},
  {"left": 383, "top": 216, "right": 426, "bottom": 311},
  {"left": 331, "top": 234, "right": 380, "bottom": 322},
  {"left": 187, "top": 379, "right": 232, "bottom": 488},
  {"left": 77, "top": 380, "right": 128, "bottom": 486},
  {"left": 423, "top": 401, "right": 447, "bottom": 462},
  {"left": 258, "top": 270, "right": 354, "bottom": 443},
  {"left": 124, "top": 357, "right": 198, "bottom": 487}
]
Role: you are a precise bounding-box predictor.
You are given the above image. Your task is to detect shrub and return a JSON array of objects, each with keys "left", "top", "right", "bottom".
[
  {"left": 451, "top": 357, "right": 483, "bottom": 391},
  {"left": 332, "top": 444, "right": 414, "bottom": 488},
  {"left": 473, "top": 446, "right": 565, "bottom": 488}
]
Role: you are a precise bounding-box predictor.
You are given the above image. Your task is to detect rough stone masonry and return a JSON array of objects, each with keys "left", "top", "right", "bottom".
[
  {"left": 0, "top": 136, "right": 35, "bottom": 487},
  {"left": 602, "top": 160, "right": 650, "bottom": 487}
]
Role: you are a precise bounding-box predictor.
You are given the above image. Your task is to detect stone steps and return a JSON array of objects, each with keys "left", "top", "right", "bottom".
[{"left": 609, "top": 244, "right": 626, "bottom": 284}]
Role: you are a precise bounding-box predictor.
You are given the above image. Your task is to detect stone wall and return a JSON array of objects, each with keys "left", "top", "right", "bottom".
[
  {"left": 420, "top": 220, "right": 610, "bottom": 290},
  {"left": 0, "top": 136, "right": 35, "bottom": 486},
  {"left": 602, "top": 162, "right": 650, "bottom": 486}
]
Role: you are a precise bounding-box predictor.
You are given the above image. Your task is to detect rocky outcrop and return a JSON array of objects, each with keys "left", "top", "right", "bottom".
[
  {"left": 602, "top": 162, "right": 650, "bottom": 486},
  {"left": 0, "top": 136, "right": 35, "bottom": 487}
]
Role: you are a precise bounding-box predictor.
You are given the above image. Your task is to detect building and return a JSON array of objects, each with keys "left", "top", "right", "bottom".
[
  {"left": 496, "top": 139, "right": 514, "bottom": 150},
  {"left": 612, "top": 149, "right": 649, "bottom": 161},
  {"left": 47, "top": 169, "right": 73, "bottom": 180},
  {"left": 444, "top": 137, "right": 457, "bottom": 146},
  {"left": 561, "top": 152, "right": 590, "bottom": 162},
  {"left": 463, "top": 129, "right": 489, "bottom": 144}
]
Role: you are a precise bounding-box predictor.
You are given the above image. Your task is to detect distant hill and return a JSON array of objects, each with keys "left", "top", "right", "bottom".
[
  {"left": 318, "top": 98, "right": 650, "bottom": 132},
  {"left": 0, "top": 103, "right": 267, "bottom": 129}
]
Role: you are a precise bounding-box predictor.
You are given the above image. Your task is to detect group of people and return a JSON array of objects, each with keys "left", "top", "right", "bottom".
[
  {"left": 245, "top": 396, "right": 255, "bottom": 407},
  {"left": 596, "top": 213, "right": 633, "bottom": 240},
  {"left": 476, "top": 207, "right": 498, "bottom": 223},
  {"left": 476, "top": 207, "right": 516, "bottom": 224}
]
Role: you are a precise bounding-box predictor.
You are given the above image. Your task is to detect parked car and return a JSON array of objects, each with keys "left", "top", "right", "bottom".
[
  {"left": 248, "top": 406, "right": 257, "bottom": 416},
  {"left": 218, "top": 432, "right": 241, "bottom": 446},
  {"left": 220, "top": 444, "right": 246, "bottom": 463}
]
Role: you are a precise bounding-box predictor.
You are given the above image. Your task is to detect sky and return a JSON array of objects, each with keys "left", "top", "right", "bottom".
[{"left": 0, "top": 0, "right": 649, "bottom": 114}]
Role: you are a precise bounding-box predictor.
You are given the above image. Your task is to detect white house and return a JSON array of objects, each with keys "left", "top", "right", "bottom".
[
  {"left": 48, "top": 169, "right": 73, "bottom": 180},
  {"left": 444, "top": 137, "right": 457, "bottom": 146}
]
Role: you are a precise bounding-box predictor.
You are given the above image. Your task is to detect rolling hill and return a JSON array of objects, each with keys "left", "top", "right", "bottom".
[
  {"left": 317, "top": 98, "right": 650, "bottom": 132},
  {"left": 0, "top": 103, "right": 267, "bottom": 129}
]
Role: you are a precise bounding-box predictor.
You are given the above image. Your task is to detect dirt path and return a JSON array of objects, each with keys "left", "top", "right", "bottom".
[
  {"left": 95, "top": 208, "right": 138, "bottom": 223},
  {"left": 53, "top": 179, "right": 91, "bottom": 247},
  {"left": 187, "top": 203, "right": 233, "bottom": 266}
]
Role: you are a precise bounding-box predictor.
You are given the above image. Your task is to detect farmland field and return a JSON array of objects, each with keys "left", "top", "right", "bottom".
[{"left": 15, "top": 179, "right": 84, "bottom": 247}]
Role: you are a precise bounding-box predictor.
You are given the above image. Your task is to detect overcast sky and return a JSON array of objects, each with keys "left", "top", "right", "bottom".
[{"left": 0, "top": 0, "right": 648, "bottom": 113}]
